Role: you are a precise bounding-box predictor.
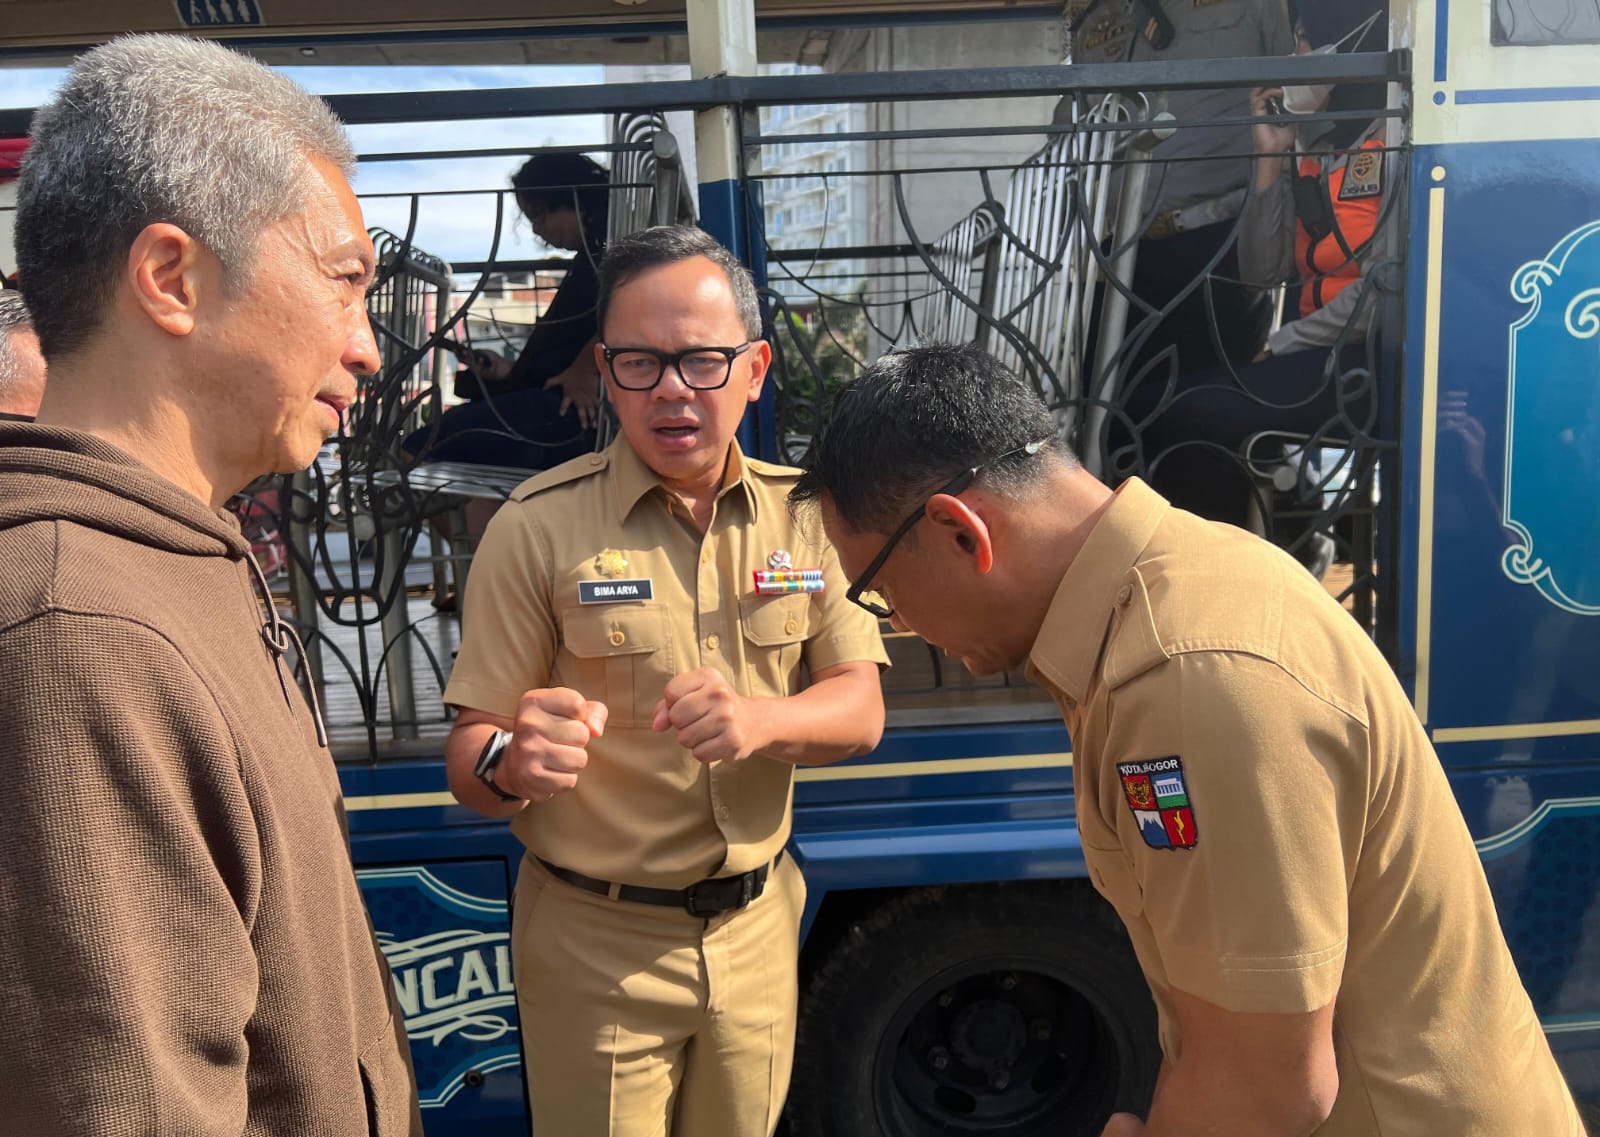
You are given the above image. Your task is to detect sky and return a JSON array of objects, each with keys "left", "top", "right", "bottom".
[{"left": 0, "top": 63, "right": 611, "bottom": 266}]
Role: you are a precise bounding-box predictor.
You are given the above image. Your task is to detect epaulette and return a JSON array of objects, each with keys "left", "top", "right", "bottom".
[
  {"left": 508, "top": 452, "right": 609, "bottom": 502},
  {"left": 1102, "top": 568, "right": 1172, "bottom": 689},
  {"left": 744, "top": 456, "right": 803, "bottom": 479}
]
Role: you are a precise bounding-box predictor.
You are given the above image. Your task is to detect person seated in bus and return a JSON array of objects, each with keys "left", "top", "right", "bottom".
[
  {"left": 404, "top": 151, "right": 608, "bottom": 470},
  {"left": 1061, "top": 0, "right": 1295, "bottom": 375},
  {"left": 1107, "top": 2, "right": 1388, "bottom": 570}
]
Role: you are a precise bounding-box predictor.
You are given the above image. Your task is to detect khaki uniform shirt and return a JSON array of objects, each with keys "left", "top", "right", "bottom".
[
  {"left": 445, "top": 437, "right": 888, "bottom": 889},
  {"left": 1061, "top": 0, "right": 1295, "bottom": 216},
  {"left": 1027, "top": 479, "right": 1581, "bottom": 1135}
]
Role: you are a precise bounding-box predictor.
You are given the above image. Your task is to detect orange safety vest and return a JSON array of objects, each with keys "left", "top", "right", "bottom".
[{"left": 1295, "top": 137, "right": 1384, "bottom": 318}]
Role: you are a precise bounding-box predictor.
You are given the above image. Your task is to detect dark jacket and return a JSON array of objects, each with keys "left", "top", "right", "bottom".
[{"left": 0, "top": 425, "right": 422, "bottom": 1136}]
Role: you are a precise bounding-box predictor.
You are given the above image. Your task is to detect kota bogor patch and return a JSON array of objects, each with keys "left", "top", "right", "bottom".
[{"left": 1118, "top": 756, "right": 1198, "bottom": 850}]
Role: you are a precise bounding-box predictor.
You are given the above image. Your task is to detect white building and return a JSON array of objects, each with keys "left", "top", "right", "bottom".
[
  {"left": 756, "top": 66, "right": 869, "bottom": 313},
  {"left": 604, "top": 60, "right": 869, "bottom": 313}
]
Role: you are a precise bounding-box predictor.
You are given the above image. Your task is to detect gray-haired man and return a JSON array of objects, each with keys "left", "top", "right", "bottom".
[
  {"left": 0, "top": 290, "right": 44, "bottom": 420},
  {"left": 0, "top": 35, "right": 421, "bottom": 1135}
]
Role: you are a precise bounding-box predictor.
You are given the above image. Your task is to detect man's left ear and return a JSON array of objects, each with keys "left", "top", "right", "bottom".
[
  {"left": 925, "top": 492, "right": 995, "bottom": 575},
  {"left": 744, "top": 338, "right": 771, "bottom": 403},
  {"left": 126, "top": 222, "right": 209, "bottom": 338}
]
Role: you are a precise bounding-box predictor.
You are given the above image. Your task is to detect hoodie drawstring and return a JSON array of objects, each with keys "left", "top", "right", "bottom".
[{"left": 244, "top": 550, "right": 329, "bottom": 749}]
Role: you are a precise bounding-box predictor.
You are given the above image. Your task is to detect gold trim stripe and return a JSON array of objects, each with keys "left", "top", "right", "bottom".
[
  {"left": 1541, "top": 1018, "right": 1600, "bottom": 1036},
  {"left": 344, "top": 790, "right": 459, "bottom": 812},
  {"left": 1434, "top": 719, "right": 1600, "bottom": 744},
  {"left": 342, "top": 752, "right": 1074, "bottom": 811},
  {"left": 795, "top": 751, "right": 1073, "bottom": 783},
  {"left": 1415, "top": 184, "right": 1447, "bottom": 724}
]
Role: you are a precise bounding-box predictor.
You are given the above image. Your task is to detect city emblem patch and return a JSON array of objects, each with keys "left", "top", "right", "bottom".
[{"left": 1117, "top": 756, "right": 1198, "bottom": 850}]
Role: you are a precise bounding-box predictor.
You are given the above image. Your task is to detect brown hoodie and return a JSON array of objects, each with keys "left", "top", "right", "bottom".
[{"left": 0, "top": 425, "right": 422, "bottom": 1136}]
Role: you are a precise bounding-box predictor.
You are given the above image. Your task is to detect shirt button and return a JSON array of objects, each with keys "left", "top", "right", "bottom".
[
  {"left": 705, "top": 633, "right": 720, "bottom": 651},
  {"left": 701, "top": 550, "right": 711, "bottom": 565},
  {"left": 784, "top": 618, "right": 799, "bottom": 635},
  {"left": 588, "top": 454, "right": 604, "bottom": 467},
  {"left": 1116, "top": 584, "right": 1133, "bottom": 606},
  {"left": 716, "top": 804, "right": 731, "bottom": 820},
  {"left": 609, "top": 629, "right": 626, "bottom": 647}
]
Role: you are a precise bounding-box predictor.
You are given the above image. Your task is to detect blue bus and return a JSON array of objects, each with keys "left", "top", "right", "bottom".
[{"left": 4, "top": 1, "right": 1596, "bottom": 1132}]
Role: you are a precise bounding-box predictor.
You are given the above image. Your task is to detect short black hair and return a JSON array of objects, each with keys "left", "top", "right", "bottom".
[
  {"left": 791, "top": 343, "right": 1072, "bottom": 534},
  {"left": 511, "top": 152, "right": 609, "bottom": 233},
  {"left": 596, "top": 225, "right": 763, "bottom": 341}
]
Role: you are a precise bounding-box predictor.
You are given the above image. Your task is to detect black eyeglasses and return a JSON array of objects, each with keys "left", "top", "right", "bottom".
[
  {"left": 845, "top": 438, "right": 1050, "bottom": 618},
  {"left": 601, "top": 343, "right": 753, "bottom": 391}
]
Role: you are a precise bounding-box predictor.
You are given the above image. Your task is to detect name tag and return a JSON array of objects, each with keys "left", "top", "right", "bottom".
[{"left": 578, "top": 579, "right": 654, "bottom": 604}]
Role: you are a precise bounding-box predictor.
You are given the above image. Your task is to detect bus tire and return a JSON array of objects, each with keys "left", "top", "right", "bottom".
[{"left": 786, "top": 879, "right": 1159, "bottom": 1137}]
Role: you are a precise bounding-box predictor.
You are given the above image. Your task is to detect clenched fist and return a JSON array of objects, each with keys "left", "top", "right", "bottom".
[
  {"left": 652, "top": 668, "right": 766, "bottom": 765},
  {"left": 498, "top": 687, "right": 608, "bottom": 802}
]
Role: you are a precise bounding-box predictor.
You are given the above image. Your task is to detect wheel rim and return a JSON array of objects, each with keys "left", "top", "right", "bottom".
[{"left": 871, "top": 957, "right": 1129, "bottom": 1136}]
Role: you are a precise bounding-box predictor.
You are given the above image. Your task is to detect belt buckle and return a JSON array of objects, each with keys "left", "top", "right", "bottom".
[
  {"left": 1145, "top": 209, "right": 1179, "bottom": 241},
  {"left": 683, "top": 871, "right": 758, "bottom": 917}
]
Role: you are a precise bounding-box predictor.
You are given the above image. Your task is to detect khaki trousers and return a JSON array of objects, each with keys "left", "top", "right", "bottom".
[{"left": 511, "top": 852, "right": 806, "bottom": 1137}]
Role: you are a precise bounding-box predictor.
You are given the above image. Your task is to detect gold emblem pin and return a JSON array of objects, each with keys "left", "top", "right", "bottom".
[{"left": 595, "top": 549, "right": 629, "bottom": 578}]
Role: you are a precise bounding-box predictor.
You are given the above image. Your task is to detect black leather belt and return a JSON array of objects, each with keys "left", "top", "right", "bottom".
[{"left": 536, "top": 851, "right": 783, "bottom": 918}]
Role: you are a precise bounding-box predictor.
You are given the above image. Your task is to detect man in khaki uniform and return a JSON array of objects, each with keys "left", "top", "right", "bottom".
[
  {"left": 793, "top": 343, "right": 1582, "bottom": 1136},
  {"left": 443, "top": 225, "right": 888, "bottom": 1137}
]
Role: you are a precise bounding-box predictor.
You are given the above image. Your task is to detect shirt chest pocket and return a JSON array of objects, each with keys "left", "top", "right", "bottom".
[
  {"left": 738, "top": 593, "right": 813, "bottom": 698},
  {"left": 560, "top": 604, "right": 674, "bottom": 729}
]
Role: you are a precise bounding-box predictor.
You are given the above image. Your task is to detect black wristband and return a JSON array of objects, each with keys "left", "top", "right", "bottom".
[{"left": 472, "top": 729, "right": 520, "bottom": 802}]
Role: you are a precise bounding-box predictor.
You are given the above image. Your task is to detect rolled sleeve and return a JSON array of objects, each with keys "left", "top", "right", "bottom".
[
  {"left": 801, "top": 538, "right": 890, "bottom": 675},
  {"left": 1106, "top": 650, "right": 1365, "bottom": 1014},
  {"left": 1238, "top": 174, "right": 1295, "bottom": 291},
  {"left": 443, "top": 504, "right": 559, "bottom": 717}
]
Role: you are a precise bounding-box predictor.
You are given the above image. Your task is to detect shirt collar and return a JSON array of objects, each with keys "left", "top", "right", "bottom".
[
  {"left": 1026, "top": 477, "right": 1170, "bottom": 704},
  {"left": 608, "top": 432, "right": 759, "bottom": 524}
]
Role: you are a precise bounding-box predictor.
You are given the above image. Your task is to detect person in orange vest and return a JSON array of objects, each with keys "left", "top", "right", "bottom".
[
  {"left": 1244, "top": 3, "right": 1388, "bottom": 363},
  {"left": 1105, "top": 3, "right": 1389, "bottom": 577}
]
